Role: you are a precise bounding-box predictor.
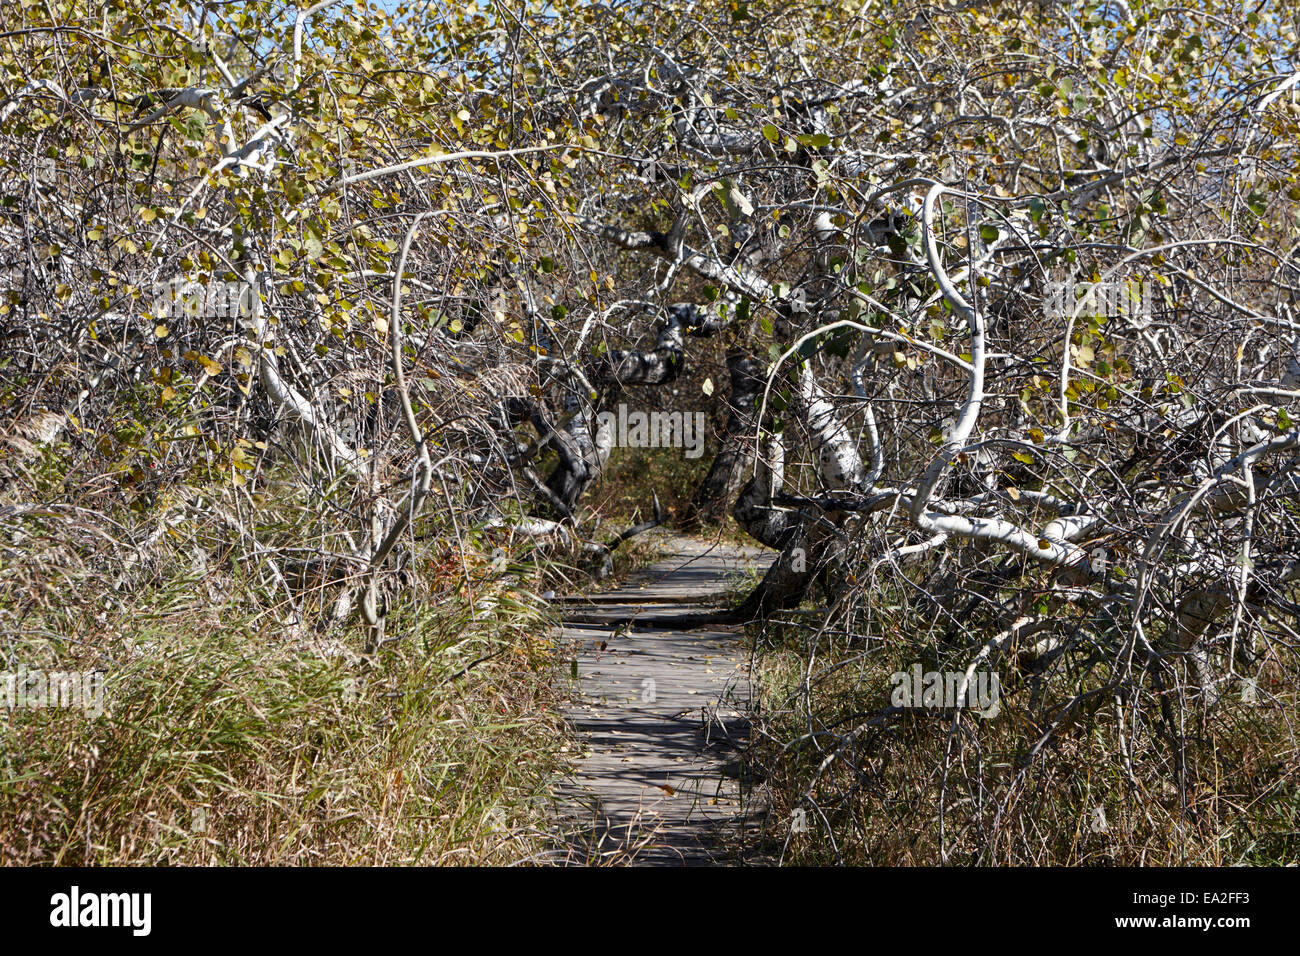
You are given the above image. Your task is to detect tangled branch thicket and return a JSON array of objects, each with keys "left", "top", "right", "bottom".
[{"left": 2, "top": 0, "right": 1299, "bottom": 863}]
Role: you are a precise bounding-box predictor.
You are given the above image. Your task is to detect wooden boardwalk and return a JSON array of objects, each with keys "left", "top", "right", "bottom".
[{"left": 553, "top": 536, "right": 774, "bottom": 865}]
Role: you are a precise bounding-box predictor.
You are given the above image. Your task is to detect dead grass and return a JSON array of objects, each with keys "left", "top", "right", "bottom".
[
  {"left": 745, "top": 602, "right": 1300, "bottom": 866},
  {"left": 0, "top": 455, "right": 575, "bottom": 865}
]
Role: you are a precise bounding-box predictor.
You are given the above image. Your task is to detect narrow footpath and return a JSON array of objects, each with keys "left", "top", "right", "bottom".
[{"left": 555, "top": 536, "right": 774, "bottom": 865}]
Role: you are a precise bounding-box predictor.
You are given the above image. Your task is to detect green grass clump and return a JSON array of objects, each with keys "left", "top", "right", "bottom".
[{"left": 0, "top": 478, "right": 573, "bottom": 865}]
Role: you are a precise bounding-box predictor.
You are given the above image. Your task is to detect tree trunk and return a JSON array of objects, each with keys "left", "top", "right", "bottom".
[
  {"left": 732, "top": 366, "right": 868, "bottom": 620},
  {"left": 683, "top": 349, "right": 764, "bottom": 527}
]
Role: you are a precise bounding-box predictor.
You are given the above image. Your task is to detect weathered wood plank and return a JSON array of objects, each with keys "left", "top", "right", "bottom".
[{"left": 554, "top": 536, "right": 774, "bottom": 865}]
